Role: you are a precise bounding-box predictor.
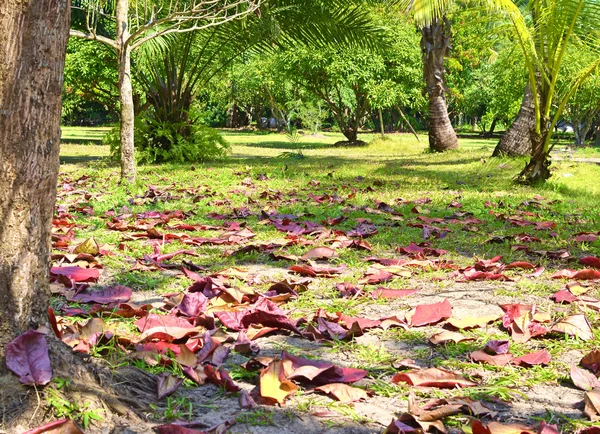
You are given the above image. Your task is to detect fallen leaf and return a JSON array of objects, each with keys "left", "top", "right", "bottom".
[
  {"left": 472, "top": 419, "right": 536, "bottom": 434},
  {"left": 371, "top": 288, "right": 417, "bottom": 299},
  {"left": 445, "top": 313, "right": 502, "bottom": 330},
  {"left": 570, "top": 363, "right": 600, "bottom": 391},
  {"left": 581, "top": 350, "right": 600, "bottom": 374},
  {"left": 410, "top": 299, "right": 452, "bottom": 327},
  {"left": 314, "top": 383, "right": 369, "bottom": 403},
  {"left": 50, "top": 266, "right": 99, "bottom": 283},
  {"left": 392, "top": 367, "right": 476, "bottom": 388},
  {"left": 469, "top": 350, "right": 513, "bottom": 367},
  {"left": 301, "top": 246, "right": 338, "bottom": 260},
  {"left": 204, "top": 365, "right": 240, "bottom": 392},
  {"left": 239, "top": 390, "right": 257, "bottom": 409},
  {"left": 484, "top": 340, "right": 510, "bottom": 355},
  {"left": 584, "top": 389, "right": 600, "bottom": 421},
  {"left": 23, "top": 418, "right": 85, "bottom": 434},
  {"left": 429, "top": 330, "right": 474, "bottom": 345},
  {"left": 73, "top": 237, "right": 100, "bottom": 255},
  {"left": 71, "top": 285, "right": 132, "bottom": 304},
  {"left": 157, "top": 373, "right": 183, "bottom": 399},
  {"left": 5, "top": 330, "right": 52, "bottom": 386},
  {"left": 513, "top": 350, "right": 551, "bottom": 367},
  {"left": 260, "top": 359, "right": 298, "bottom": 404},
  {"left": 282, "top": 351, "right": 367, "bottom": 385},
  {"left": 580, "top": 256, "right": 600, "bottom": 269},
  {"left": 550, "top": 290, "right": 579, "bottom": 304},
  {"left": 551, "top": 314, "right": 594, "bottom": 341},
  {"left": 155, "top": 424, "right": 208, "bottom": 434}
]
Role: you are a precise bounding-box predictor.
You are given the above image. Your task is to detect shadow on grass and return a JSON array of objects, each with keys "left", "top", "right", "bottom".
[{"left": 60, "top": 155, "right": 105, "bottom": 165}]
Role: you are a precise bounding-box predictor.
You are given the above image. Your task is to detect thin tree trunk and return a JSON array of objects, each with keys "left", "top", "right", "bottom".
[
  {"left": 483, "top": 118, "right": 498, "bottom": 138},
  {"left": 0, "top": 0, "right": 70, "bottom": 350},
  {"left": 493, "top": 85, "right": 534, "bottom": 157},
  {"left": 378, "top": 107, "right": 385, "bottom": 137},
  {"left": 396, "top": 106, "right": 421, "bottom": 142},
  {"left": 116, "top": 0, "right": 136, "bottom": 182},
  {"left": 421, "top": 17, "right": 458, "bottom": 152}
]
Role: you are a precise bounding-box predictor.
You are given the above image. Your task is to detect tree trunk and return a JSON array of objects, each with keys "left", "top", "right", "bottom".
[
  {"left": 493, "top": 85, "right": 534, "bottom": 157},
  {"left": 378, "top": 107, "right": 385, "bottom": 137},
  {"left": 518, "top": 126, "right": 551, "bottom": 184},
  {"left": 421, "top": 17, "right": 458, "bottom": 152},
  {"left": 116, "top": 0, "right": 136, "bottom": 182},
  {"left": 0, "top": 0, "right": 70, "bottom": 351},
  {"left": 483, "top": 118, "right": 498, "bottom": 138}
]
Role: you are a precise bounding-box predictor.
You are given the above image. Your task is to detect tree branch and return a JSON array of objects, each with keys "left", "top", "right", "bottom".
[{"left": 69, "top": 29, "right": 117, "bottom": 50}]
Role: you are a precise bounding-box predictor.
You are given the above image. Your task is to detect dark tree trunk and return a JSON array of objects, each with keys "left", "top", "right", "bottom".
[
  {"left": 421, "top": 17, "right": 458, "bottom": 152},
  {"left": 493, "top": 85, "right": 535, "bottom": 157},
  {"left": 0, "top": 0, "right": 70, "bottom": 352},
  {"left": 517, "top": 127, "right": 551, "bottom": 184},
  {"left": 483, "top": 118, "right": 498, "bottom": 138}
]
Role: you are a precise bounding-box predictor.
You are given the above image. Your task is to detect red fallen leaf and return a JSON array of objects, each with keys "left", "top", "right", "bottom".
[
  {"left": 239, "top": 390, "right": 257, "bottom": 409},
  {"left": 513, "top": 350, "right": 551, "bottom": 367},
  {"left": 484, "top": 340, "right": 510, "bottom": 355},
  {"left": 410, "top": 299, "right": 452, "bottom": 327},
  {"left": 48, "top": 307, "right": 62, "bottom": 339},
  {"left": 6, "top": 330, "right": 52, "bottom": 386},
  {"left": 537, "top": 421, "right": 559, "bottom": 434},
  {"left": 50, "top": 266, "right": 99, "bottom": 282},
  {"left": 136, "top": 314, "right": 202, "bottom": 341},
  {"left": 580, "top": 256, "right": 600, "bottom": 269},
  {"left": 459, "top": 268, "right": 511, "bottom": 282},
  {"left": 469, "top": 350, "right": 513, "bottom": 366},
  {"left": 359, "top": 269, "right": 393, "bottom": 284},
  {"left": 384, "top": 417, "right": 431, "bottom": 433},
  {"left": 282, "top": 351, "right": 367, "bottom": 385},
  {"left": 314, "top": 383, "right": 369, "bottom": 403},
  {"left": 289, "top": 264, "right": 346, "bottom": 277},
  {"left": 505, "top": 261, "right": 536, "bottom": 269},
  {"left": 71, "top": 285, "right": 132, "bottom": 304},
  {"left": 570, "top": 362, "right": 600, "bottom": 391},
  {"left": 550, "top": 289, "right": 579, "bottom": 303},
  {"left": 551, "top": 314, "right": 594, "bottom": 341},
  {"left": 240, "top": 299, "right": 302, "bottom": 335},
  {"left": 196, "top": 331, "right": 220, "bottom": 363},
  {"left": 347, "top": 222, "right": 378, "bottom": 237},
  {"left": 371, "top": 288, "right": 417, "bottom": 299},
  {"left": 392, "top": 367, "right": 477, "bottom": 388},
  {"left": 157, "top": 373, "right": 183, "bottom": 399},
  {"left": 575, "top": 234, "right": 599, "bottom": 243},
  {"left": 336, "top": 313, "right": 381, "bottom": 330},
  {"left": 177, "top": 292, "right": 209, "bottom": 317},
  {"left": 301, "top": 246, "right": 338, "bottom": 260},
  {"left": 336, "top": 282, "right": 363, "bottom": 297},
  {"left": 579, "top": 427, "right": 600, "bottom": 434},
  {"left": 581, "top": 350, "right": 600, "bottom": 374},
  {"left": 204, "top": 365, "right": 240, "bottom": 392},
  {"left": 155, "top": 424, "right": 208, "bottom": 434},
  {"left": 472, "top": 419, "right": 536, "bottom": 434},
  {"left": 23, "top": 418, "right": 84, "bottom": 434},
  {"left": 551, "top": 269, "right": 600, "bottom": 280}
]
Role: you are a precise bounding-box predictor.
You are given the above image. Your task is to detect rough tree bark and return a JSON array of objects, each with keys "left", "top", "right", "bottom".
[
  {"left": 0, "top": 0, "right": 70, "bottom": 352},
  {"left": 421, "top": 17, "right": 458, "bottom": 152},
  {"left": 492, "top": 85, "right": 534, "bottom": 157}
]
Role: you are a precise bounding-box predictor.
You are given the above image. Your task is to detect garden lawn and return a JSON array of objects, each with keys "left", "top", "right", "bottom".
[{"left": 43, "top": 128, "right": 600, "bottom": 433}]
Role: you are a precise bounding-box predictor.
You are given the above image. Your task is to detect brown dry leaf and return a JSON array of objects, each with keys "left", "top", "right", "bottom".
[
  {"left": 472, "top": 419, "right": 536, "bottom": 433},
  {"left": 73, "top": 237, "right": 100, "bottom": 255},
  {"left": 409, "top": 393, "right": 496, "bottom": 422},
  {"left": 551, "top": 314, "right": 594, "bottom": 341},
  {"left": 429, "top": 330, "right": 474, "bottom": 345},
  {"left": 176, "top": 344, "right": 197, "bottom": 368},
  {"left": 301, "top": 246, "right": 338, "bottom": 261},
  {"left": 570, "top": 363, "right": 600, "bottom": 391},
  {"left": 584, "top": 389, "right": 600, "bottom": 421},
  {"left": 469, "top": 350, "right": 513, "bottom": 367},
  {"left": 259, "top": 359, "right": 298, "bottom": 405},
  {"left": 314, "top": 383, "right": 369, "bottom": 403},
  {"left": 581, "top": 350, "right": 600, "bottom": 374},
  {"left": 392, "top": 367, "right": 477, "bottom": 388},
  {"left": 445, "top": 313, "right": 501, "bottom": 330}
]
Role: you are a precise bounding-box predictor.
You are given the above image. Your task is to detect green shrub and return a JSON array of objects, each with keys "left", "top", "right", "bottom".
[{"left": 105, "top": 110, "right": 229, "bottom": 164}]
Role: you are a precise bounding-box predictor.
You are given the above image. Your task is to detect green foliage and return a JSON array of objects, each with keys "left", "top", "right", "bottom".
[
  {"left": 45, "top": 379, "right": 104, "bottom": 429},
  {"left": 106, "top": 110, "right": 230, "bottom": 164}
]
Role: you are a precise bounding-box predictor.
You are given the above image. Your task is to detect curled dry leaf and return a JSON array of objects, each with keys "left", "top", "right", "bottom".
[
  {"left": 483, "top": 340, "right": 510, "bottom": 355},
  {"left": 5, "top": 330, "right": 52, "bottom": 386},
  {"left": 581, "top": 350, "right": 600, "bottom": 374},
  {"left": 259, "top": 359, "right": 298, "bottom": 405},
  {"left": 155, "top": 424, "right": 208, "bottom": 434},
  {"left": 570, "top": 363, "right": 600, "bottom": 391},
  {"left": 472, "top": 419, "right": 536, "bottom": 434},
  {"left": 157, "top": 373, "right": 183, "bottom": 399},
  {"left": 584, "top": 389, "right": 600, "bottom": 421},
  {"left": 315, "top": 383, "right": 369, "bottom": 403},
  {"left": 551, "top": 314, "right": 593, "bottom": 341},
  {"left": 239, "top": 390, "right": 257, "bottom": 409},
  {"left": 73, "top": 237, "right": 100, "bottom": 255},
  {"left": 392, "top": 367, "right": 477, "bottom": 388},
  {"left": 469, "top": 350, "right": 513, "bottom": 367},
  {"left": 429, "top": 330, "right": 474, "bottom": 345}
]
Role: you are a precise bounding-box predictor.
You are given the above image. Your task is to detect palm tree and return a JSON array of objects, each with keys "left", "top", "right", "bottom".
[
  {"left": 394, "top": 0, "right": 459, "bottom": 151},
  {"left": 497, "top": 0, "right": 600, "bottom": 182}
]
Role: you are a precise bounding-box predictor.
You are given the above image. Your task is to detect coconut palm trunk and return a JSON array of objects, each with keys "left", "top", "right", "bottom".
[
  {"left": 492, "top": 85, "right": 534, "bottom": 157},
  {"left": 421, "top": 17, "right": 458, "bottom": 152}
]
